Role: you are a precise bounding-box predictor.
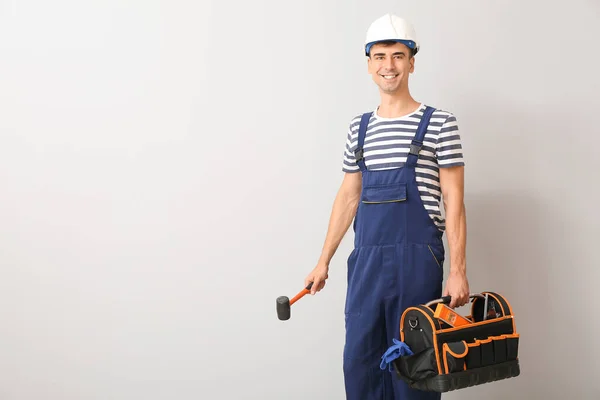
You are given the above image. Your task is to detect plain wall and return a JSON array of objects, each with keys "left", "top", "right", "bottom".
[{"left": 1, "top": 0, "right": 599, "bottom": 399}]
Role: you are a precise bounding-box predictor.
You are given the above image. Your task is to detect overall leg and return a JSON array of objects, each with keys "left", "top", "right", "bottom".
[
  {"left": 383, "top": 243, "right": 443, "bottom": 400},
  {"left": 343, "top": 311, "right": 387, "bottom": 400},
  {"left": 343, "top": 247, "right": 389, "bottom": 400}
]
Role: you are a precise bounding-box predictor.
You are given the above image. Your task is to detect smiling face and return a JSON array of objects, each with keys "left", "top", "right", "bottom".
[{"left": 367, "top": 42, "right": 415, "bottom": 95}]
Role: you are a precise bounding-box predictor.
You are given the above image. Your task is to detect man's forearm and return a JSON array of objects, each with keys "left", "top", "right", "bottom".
[
  {"left": 445, "top": 201, "right": 467, "bottom": 275},
  {"left": 318, "top": 190, "right": 360, "bottom": 266}
]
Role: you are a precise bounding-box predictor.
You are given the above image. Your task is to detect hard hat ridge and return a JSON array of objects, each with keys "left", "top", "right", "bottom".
[{"left": 364, "top": 13, "right": 420, "bottom": 56}]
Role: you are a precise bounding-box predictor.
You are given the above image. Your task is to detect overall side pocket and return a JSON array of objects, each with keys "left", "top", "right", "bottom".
[
  {"left": 344, "top": 249, "right": 362, "bottom": 316},
  {"left": 427, "top": 244, "right": 444, "bottom": 273}
]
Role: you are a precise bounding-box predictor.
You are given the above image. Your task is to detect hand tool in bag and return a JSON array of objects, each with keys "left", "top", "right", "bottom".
[
  {"left": 276, "top": 282, "right": 313, "bottom": 320},
  {"left": 434, "top": 303, "right": 472, "bottom": 327}
]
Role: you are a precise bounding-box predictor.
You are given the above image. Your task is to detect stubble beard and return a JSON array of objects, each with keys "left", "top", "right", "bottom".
[{"left": 379, "top": 80, "right": 402, "bottom": 95}]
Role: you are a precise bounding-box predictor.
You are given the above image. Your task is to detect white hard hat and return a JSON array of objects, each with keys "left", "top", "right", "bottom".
[{"left": 364, "top": 14, "right": 419, "bottom": 56}]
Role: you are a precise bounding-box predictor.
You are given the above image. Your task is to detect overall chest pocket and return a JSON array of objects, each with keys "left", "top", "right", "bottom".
[{"left": 361, "top": 183, "right": 407, "bottom": 204}]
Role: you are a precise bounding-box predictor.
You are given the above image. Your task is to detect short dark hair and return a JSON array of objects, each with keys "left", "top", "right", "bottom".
[{"left": 368, "top": 40, "right": 415, "bottom": 58}]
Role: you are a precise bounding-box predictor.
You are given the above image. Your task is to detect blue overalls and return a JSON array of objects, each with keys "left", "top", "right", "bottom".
[{"left": 343, "top": 106, "right": 444, "bottom": 400}]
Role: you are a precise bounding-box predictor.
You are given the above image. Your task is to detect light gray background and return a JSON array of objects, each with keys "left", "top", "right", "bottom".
[{"left": 1, "top": 0, "right": 599, "bottom": 399}]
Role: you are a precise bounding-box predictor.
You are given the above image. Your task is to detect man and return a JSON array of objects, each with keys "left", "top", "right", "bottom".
[{"left": 304, "top": 14, "right": 470, "bottom": 400}]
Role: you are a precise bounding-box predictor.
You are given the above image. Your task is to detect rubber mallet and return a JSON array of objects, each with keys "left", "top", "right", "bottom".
[{"left": 276, "top": 282, "right": 313, "bottom": 320}]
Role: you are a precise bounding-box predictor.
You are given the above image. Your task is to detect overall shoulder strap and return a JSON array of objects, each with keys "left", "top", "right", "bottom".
[
  {"left": 406, "top": 106, "right": 436, "bottom": 168},
  {"left": 354, "top": 112, "right": 372, "bottom": 172}
]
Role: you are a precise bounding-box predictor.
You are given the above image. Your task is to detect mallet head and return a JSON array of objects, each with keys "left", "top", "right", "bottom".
[
  {"left": 276, "top": 282, "right": 313, "bottom": 321},
  {"left": 276, "top": 296, "right": 290, "bottom": 320}
]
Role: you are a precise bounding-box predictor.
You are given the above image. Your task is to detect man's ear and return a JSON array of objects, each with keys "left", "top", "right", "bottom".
[{"left": 409, "top": 56, "right": 415, "bottom": 73}]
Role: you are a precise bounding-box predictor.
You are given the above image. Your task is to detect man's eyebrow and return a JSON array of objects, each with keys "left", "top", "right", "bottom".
[{"left": 372, "top": 51, "right": 406, "bottom": 57}]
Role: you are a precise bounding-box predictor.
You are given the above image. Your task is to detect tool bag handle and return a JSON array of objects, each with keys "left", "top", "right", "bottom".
[{"left": 425, "top": 293, "right": 486, "bottom": 307}]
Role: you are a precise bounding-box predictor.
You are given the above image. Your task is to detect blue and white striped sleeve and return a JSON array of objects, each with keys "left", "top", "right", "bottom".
[
  {"left": 342, "top": 124, "right": 360, "bottom": 173},
  {"left": 436, "top": 113, "right": 465, "bottom": 168}
]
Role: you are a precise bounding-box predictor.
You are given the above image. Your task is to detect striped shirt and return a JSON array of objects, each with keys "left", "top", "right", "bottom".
[{"left": 342, "top": 104, "right": 465, "bottom": 231}]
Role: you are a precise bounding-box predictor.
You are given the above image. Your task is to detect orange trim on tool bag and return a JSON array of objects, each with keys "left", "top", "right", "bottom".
[
  {"left": 503, "top": 296, "right": 515, "bottom": 315},
  {"left": 400, "top": 305, "right": 440, "bottom": 340},
  {"left": 499, "top": 292, "right": 516, "bottom": 332},
  {"left": 444, "top": 343, "right": 468, "bottom": 358},
  {"left": 417, "top": 305, "right": 441, "bottom": 330},
  {"left": 400, "top": 307, "right": 427, "bottom": 342},
  {"left": 487, "top": 293, "right": 506, "bottom": 315},
  {"left": 442, "top": 341, "right": 468, "bottom": 374},
  {"left": 490, "top": 335, "right": 506, "bottom": 346},
  {"left": 470, "top": 291, "right": 512, "bottom": 320},
  {"left": 400, "top": 306, "right": 443, "bottom": 375},
  {"left": 501, "top": 333, "right": 520, "bottom": 359},
  {"left": 436, "top": 315, "right": 514, "bottom": 334},
  {"left": 487, "top": 292, "right": 517, "bottom": 333}
]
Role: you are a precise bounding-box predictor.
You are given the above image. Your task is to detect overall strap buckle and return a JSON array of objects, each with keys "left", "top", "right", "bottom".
[
  {"left": 406, "top": 106, "right": 436, "bottom": 167},
  {"left": 409, "top": 143, "right": 422, "bottom": 156},
  {"left": 355, "top": 148, "right": 365, "bottom": 163},
  {"left": 354, "top": 112, "right": 372, "bottom": 172}
]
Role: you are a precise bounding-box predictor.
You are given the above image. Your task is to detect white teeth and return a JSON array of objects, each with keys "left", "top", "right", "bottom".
[{"left": 382, "top": 75, "right": 398, "bottom": 80}]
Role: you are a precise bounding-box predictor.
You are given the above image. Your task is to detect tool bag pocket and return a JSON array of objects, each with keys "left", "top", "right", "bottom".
[
  {"left": 442, "top": 341, "right": 468, "bottom": 374},
  {"left": 465, "top": 333, "right": 520, "bottom": 368},
  {"left": 465, "top": 340, "right": 482, "bottom": 369},
  {"left": 479, "top": 337, "right": 495, "bottom": 365},
  {"left": 394, "top": 347, "right": 439, "bottom": 383},
  {"left": 391, "top": 291, "right": 521, "bottom": 393},
  {"left": 504, "top": 333, "right": 520, "bottom": 361}
]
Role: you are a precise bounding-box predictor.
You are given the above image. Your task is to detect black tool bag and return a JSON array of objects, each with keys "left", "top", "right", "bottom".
[{"left": 393, "top": 292, "right": 520, "bottom": 392}]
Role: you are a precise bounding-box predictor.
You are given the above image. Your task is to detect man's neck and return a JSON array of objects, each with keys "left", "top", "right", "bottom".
[{"left": 376, "top": 92, "right": 420, "bottom": 118}]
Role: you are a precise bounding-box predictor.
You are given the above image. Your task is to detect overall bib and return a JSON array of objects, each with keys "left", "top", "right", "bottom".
[{"left": 343, "top": 107, "right": 444, "bottom": 400}]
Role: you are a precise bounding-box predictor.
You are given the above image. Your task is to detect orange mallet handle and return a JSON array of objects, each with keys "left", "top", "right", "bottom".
[{"left": 290, "top": 282, "right": 314, "bottom": 306}]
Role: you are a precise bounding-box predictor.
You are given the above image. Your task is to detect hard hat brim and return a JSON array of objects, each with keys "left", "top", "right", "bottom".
[{"left": 365, "top": 39, "right": 419, "bottom": 56}]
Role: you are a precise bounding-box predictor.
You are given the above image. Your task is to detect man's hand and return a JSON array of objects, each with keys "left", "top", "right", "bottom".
[
  {"left": 443, "top": 270, "right": 469, "bottom": 308},
  {"left": 305, "top": 263, "right": 329, "bottom": 295}
]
